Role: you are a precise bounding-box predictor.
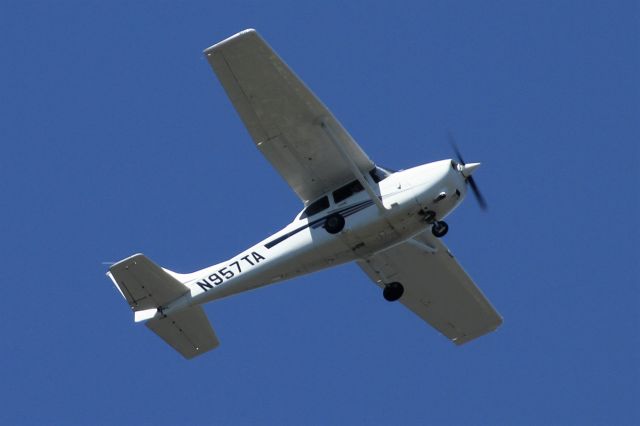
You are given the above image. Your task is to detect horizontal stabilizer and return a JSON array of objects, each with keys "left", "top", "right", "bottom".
[
  {"left": 108, "top": 254, "right": 220, "bottom": 358},
  {"left": 146, "top": 305, "right": 219, "bottom": 359},
  {"left": 107, "top": 254, "right": 189, "bottom": 311}
]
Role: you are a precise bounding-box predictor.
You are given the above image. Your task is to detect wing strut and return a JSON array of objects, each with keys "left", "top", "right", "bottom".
[{"left": 320, "top": 118, "right": 389, "bottom": 211}]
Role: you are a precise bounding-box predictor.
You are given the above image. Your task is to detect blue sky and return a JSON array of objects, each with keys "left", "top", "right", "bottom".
[{"left": 1, "top": 1, "right": 638, "bottom": 424}]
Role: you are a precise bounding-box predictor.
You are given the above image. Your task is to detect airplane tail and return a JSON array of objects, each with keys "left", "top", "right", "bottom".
[{"left": 106, "top": 254, "right": 219, "bottom": 359}]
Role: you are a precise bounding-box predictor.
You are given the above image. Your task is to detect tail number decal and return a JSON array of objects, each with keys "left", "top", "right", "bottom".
[{"left": 196, "top": 251, "right": 265, "bottom": 291}]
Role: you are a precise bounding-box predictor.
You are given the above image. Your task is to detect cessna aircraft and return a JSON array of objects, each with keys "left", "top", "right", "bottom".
[{"left": 107, "top": 29, "right": 502, "bottom": 359}]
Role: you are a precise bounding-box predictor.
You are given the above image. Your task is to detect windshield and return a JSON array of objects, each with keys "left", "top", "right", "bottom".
[{"left": 299, "top": 196, "right": 330, "bottom": 219}]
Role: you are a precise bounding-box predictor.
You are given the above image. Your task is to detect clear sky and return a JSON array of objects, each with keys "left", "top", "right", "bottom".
[{"left": 1, "top": 1, "right": 638, "bottom": 425}]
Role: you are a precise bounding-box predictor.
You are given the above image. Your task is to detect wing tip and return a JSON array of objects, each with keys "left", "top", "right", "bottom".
[
  {"left": 203, "top": 28, "right": 259, "bottom": 55},
  {"left": 108, "top": 252, "right": 145, "bottom": 271},
  {"left": 452, "top": 316, "right": 503, "bottom": 346}
]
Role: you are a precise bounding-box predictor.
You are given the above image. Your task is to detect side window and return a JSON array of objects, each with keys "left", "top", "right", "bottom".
[
  {"left": 300, "top": 196, "right": 330, "bottom": 219},
  {"left": 333, "top": 180, "right": 364, "bottom": 204}
]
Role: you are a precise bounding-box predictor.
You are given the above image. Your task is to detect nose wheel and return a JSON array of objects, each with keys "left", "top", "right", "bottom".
[
  {"left": 431, "top": 221, "right": 448, "bottom": 238},
  {"left": 383, "top": 282, "right": 404, "bottom": 302}
]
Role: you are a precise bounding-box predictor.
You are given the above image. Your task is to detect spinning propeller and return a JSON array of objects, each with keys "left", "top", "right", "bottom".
[{"left": 448, "top": 132, "right": 488, "bottom": 210}]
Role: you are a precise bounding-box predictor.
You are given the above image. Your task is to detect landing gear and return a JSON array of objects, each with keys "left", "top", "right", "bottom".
[
  {"left": 324, "top": 213, "right": 345, "bottom": 234},
  {"left": 383, "top": 282, "right": 404, "bottom": 302},
  {"left": 421, "top": 209, "right": 436, "bottom": 224},
  {"left": 431, "top": 221, "right": 448, "bottom": 238}
]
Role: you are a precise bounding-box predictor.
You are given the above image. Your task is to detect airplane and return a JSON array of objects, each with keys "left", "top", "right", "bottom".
[{"left": 106, "top": 29, "right": 502, "bottom": 359}]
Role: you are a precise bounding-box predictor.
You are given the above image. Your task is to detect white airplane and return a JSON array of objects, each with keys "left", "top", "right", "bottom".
[{"left": 107, "top": 29, "right": 502, "bottom": 359}]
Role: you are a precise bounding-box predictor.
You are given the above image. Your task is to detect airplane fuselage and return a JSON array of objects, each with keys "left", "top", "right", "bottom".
[{"left": 164, "top": 159, "right": 468, "bottom": 315}]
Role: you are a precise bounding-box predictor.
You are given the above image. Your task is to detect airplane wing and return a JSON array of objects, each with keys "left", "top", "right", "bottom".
[
  {"left": 358, "top": 232, "right": 502, "bottom": 345},
  {"left": 204, "top": 29, "right": 375, "bottom": 203}
]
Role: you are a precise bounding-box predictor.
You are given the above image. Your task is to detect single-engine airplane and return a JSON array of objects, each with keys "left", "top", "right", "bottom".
[{"left": 107, "top": 29, "right": 502, "bottom": 359}]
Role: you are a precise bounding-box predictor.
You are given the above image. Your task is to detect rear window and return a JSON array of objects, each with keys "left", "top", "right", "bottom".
[
  {"left": 300, "top": 196, "right": 330, "bottom": 219},
  {"left": 333, "top": 180, "right": 364, "bottom": 203}
]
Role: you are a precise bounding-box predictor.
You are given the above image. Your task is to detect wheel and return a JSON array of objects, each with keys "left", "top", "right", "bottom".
[
  {"left": 383, "top": 282, "right": 404, "bottom": 302},
  {"left": 432, "top": 220, "right": 448, "bottom": 238},
  {"left": 324, "top": 213, "right": 345, "bottom": 234}
]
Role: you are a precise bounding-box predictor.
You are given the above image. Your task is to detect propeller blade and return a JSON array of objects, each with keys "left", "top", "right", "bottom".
[
  {"left": 467, "top": 176, "right": 488, "bottom": 210},
  {"left": 447, "top": 130, "right": 488, "bottom": 210},
  {"left": 447, "top": 131, "right": 465, "bottom": 165}
]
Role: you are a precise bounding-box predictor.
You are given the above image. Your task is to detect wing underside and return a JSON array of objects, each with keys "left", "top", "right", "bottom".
[
  {"left": 358, "top": 232, "right": 502, "bottom": 345},
  {"left": 204, "top": 29, "right": 374, "bottom": 203}
]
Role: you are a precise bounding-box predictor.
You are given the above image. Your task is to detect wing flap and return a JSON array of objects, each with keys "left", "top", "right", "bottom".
[{"left": 358, "top": 233, "right": 502, "bottom": 344}]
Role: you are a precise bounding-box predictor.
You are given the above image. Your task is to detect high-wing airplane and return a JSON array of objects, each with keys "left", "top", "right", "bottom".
[{"left": 106, "top": 29, "right": 502, "bottom": 359}]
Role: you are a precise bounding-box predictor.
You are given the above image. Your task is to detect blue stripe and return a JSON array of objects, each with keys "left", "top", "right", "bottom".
[{"left": 264, "top": 199, "right": 375, "bottom": 248}]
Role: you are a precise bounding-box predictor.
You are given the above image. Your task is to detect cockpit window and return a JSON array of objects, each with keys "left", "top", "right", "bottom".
[
  {"left": 333, "top": 180, "right": 364, "bottom": 204},
  {"left": 299, "top": 196, "right": 330, "bottom": 219},
  {"left": 369, "top": 166, "right": 391, "bottom": 183}
]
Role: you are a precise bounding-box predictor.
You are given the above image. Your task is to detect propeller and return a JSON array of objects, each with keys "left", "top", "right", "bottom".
[{"left": 447, "top": 132, "right": 488, "bottom": 210}]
